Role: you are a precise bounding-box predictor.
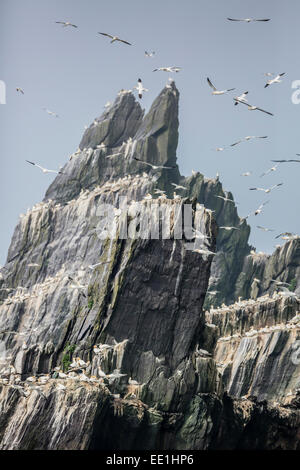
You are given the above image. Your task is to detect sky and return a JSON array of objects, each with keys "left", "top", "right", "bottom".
[{"left": 1, "top": 0, "right": 300, "bottom": 264}]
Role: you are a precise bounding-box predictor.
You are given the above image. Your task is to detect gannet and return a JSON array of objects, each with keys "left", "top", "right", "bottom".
[
  {"left": 249, "top": 183, "right": 283, "bottom": 193},
  {"left": 43, "top": 108, "right": 59, "bottom": 118},
  {"left": 145, "top": 51, "right": 155, "bottom": 57},
  {"left": 260, "top": 164, "right": 279, "bottom": 177},
  {"left": 26, "top": 160, "right": 64, "bottom": 175},
  {"left": 227, "top": 18, "right": 270, "bottom": 22},
  {"left": 234, "top": 91, "right": 248, "bottom": 105},
  {"left": 128, "top": 377, "right": 139, "bottom": 385},
  {"left": 171, "top": 183, "right": 187, "bottom": 190},
  {"left": 133, "top": 78, "right": 148, "bottom": 99},
  {"left": 134, "top": 157, "right": 176, "bottom": 169},
  {"left": 265, "top": 73, "right": 285, "bottom": 88},
  {"left": 153, "top": 66, "right": 181, "bottom": 73},
  {"left": 275, "top": 232, "right": 295, "bottom": 239},
  {"left": 219, "top": 226, "right": 240, "bottom": 231},
  {"left": 207, "top": 77, "right": 235, "bottom": 95},
  {"left": 271, "top": 159, "right": 300, "bottom": 163},
  {"left": 173, "top": 192, "right": 181, "bottom": 200},
  {"left": 93, "top": 345, "right": 101, "bottom": 355},
  {"left": 241, "top": 172, "right": 252, "bottom": 176},
  {"left": 76, "top": 358, "right": 88, "bottom": 367},
  {"left": 245, "top": 135, "right": 268, "bottom": 141},
  {"left": 214, "top": 147, "right": 226, "bottom": 151},
  {"left": 234, "top": 98, "right": 273, "bottom": 115},
  {"left": 55, "top": 21, "right": 78, "bottom": 28},
  {"left": 144, "top": 193, "right": 152, "bottom": 200},
  {"left": 16, "top": 87, "right": 24, "bottom": 94},
  {"left": 98, "top": 32, "right": 132, "bottom": 45},
  {"left": 253, "top": 201, "right": 269, "bottom": 216},
  {"left": 230, "top": 139, "right": 243, "bottom": 147},
  {"left": 257, "top": 226, "right": 274, "bottom": 232},
  {"left": 107, "top": 370, "right": 127, "bottom": 379},
  {"left": 58, "top": 371, "right": 68, "bottom": 379},
  {"left": 193, "top": 248, "right": 216, "bottom": 256},
  {"left": 215, "top": 195, "right": 236, "bottom": 204}
]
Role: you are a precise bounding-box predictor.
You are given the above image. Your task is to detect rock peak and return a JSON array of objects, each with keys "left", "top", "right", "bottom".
[{"left": 44, "top": 84, "right": 180, "bottom": 204}]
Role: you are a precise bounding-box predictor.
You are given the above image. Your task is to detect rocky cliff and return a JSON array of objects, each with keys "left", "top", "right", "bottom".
[{"left": 0, "top": 82, "right": 299, "bottom": 450}]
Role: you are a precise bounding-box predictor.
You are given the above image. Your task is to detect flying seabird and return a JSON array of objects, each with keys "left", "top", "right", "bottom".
[
  {"left": 271, "top": 159, "right": 300, "bottom": 163},
  {"left": 215, "top": 195, "right": 237, "bottom": 204},
  {"left": 260, "top": 164, "right": 279, "bottom": 177},
  {"left": 98, "top": 32, "right": 132, "bottom": 45},
  {"left": 249, "top": 183, "right": 283, "bottom": 193},
  {"left": 145, "top": 51, "right": 155, "bottom": 57},
  {"left": 43, "top": 108, "right": 59, "bottom": 118},
  {"left": 234, "top": 91, "right": 248, "bottom": 105},
  {"left": 246, "top": 136, "right": 268, "bottom": 141},
  {"left": 16, "top": 87, "right": 24, "bottom": 94},
  {"left": 275, "top": 232, "right": 295, "bottom": 239},
  {"left": 243, "top": 202, "right": 269, "bottom": 221},
  {"left": 254, "top": 201, "right": 269, "bottom": 216},
  {"left": 207, "top": 77, "right": 235, "bottom": 95},
  {"left": 234, "top": 98, "right": 273, "bottom": 115},
  {"left": 171, "top": 183, "right": 187, "bottom": 190},
  {"left": 227, "top": 18, "right": 270, "bottom": 22},
  {"left": 193, "top": 248, "right": 216, "bottom": 256},
  {"left": 257, "top": 226, "right": 274, "bottom": 232},
  {"left": 241, "top": 172, "right": 252, "bottom": 176},
  {"left": 55, "top": 21, "right": 78, "bottom": 28},
  {"left": 133, "top": 78, "right": 148, "bottom": 99},
  {"left": 134, "top": 157, "right": 176, "bottom": 170},
  {"left": 219, "top": 226, "right": 240, "bottom": 231},
  {"left": 43, "top": 108, "right": 59, "bottom": 117},
  {"left": 264, "top": 73, "right": 285, "bottom": 88},
  {"left": 153, "top": 66, "right": 181, "bottom": 73},
  {"left": 26, "top": 160, "right": 64, "bottom": 174}
]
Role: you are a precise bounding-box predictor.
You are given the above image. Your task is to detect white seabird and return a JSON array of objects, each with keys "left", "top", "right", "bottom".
[
  {"left": 55, "top": 21, "right": 78, "bottom": 28},
  {"left": 207, "top": 77, "right": 235, "bottom": 95},
  {"left": 249, "top": 183, "right": 283, "bottom": 193},
  {"left": 134, "top": 157, "right": 176, "bottom": 170},
  {"left": 260, "top": 163, "right": 279, "bottom": 177},
  {"left": 133, "top": 78, "right": 148, "bottom": 99},
  {"left": 43, "top": 108, "right": 59, "bottom": 118},
  {"left": 264, "top": 73, "right": 285, "bottom": 88},
  {"left": 171, "top": 183, "right": 187, "bottom": 190},
  {"left": 153, "top": 66, "right": 181, "bottom": 73},
  {"left": 227, "top": 18, "right": 270, "bottom": 22},
  {"left": 98, "top": 32, "right": 132, "bottom": 45},
  {"left": 219, "top": 226, "right": 240, "bottom": 231},
  {"left": 16, "top": 87, "right": 24, "bottom": 94},
  {"left": 145, "top": 51, "right": 155, "bottom": 57},
  {"left": 234, "top": 98, "right": 273, "bottom": 115},
  {"left": 234, "top": 91, "right": 248, "bottom": 105},
  {"left": 26, "top": 160, "right": 64, "bottom": 175},
  {"left": 257, "top": 226, "right": 274, "bottom": 232},
  {"left": 271, "top": 159, "right": 300, "bottom": 163}
]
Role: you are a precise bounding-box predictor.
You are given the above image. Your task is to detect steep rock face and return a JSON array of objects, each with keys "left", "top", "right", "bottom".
[
  {"left": 235, "top": 239, "right": 300, "bottom": 300},
  {"left": 181, "top": 174, "right": 251, "bottom": 307},
  {"left": 0, "top": 83, "right": 299, "bottom": 449},
  {"left": 0, "top": 84, "right": 226, "bottom": 449},
  {"left": 206, "top": 295, "right": 300, "bottom": 402}
]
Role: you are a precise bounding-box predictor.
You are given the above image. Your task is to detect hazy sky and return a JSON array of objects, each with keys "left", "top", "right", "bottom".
[{"left": 1, "top": 0, "right": 300, "bottom": 264}]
